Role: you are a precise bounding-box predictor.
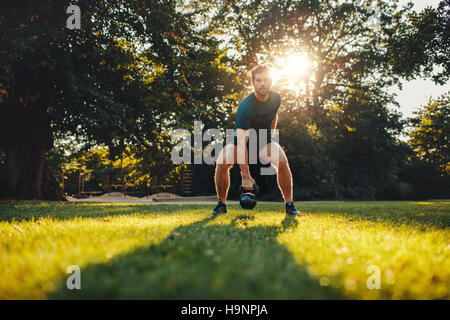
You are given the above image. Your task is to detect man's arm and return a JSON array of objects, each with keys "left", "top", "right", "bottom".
[
  {"left": 235, "top": 101, "right": 255, "bottom": 189},
  {"left": 236, "top": 128, "right": 251, "bottom": 178}
]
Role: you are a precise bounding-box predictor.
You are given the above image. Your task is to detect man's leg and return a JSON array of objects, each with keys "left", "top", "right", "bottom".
[
  {"left": 259, "top": 142, "right": 293, "bottom": 203},
  {"left": 214, "top": 144, "right": 237, "bottom": 204}
]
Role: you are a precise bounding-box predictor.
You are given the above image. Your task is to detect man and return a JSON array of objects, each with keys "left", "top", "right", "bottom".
[{"left": 211, "top": 64, "right": 300, "bottom": 216}]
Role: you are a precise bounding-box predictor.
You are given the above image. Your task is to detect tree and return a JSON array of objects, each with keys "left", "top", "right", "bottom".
[
  {"left": 408, "top": 94, "right": 450, "bottom": 177},
  {"left": 328, "top": 89, "right": 406, "bottom": 199},
  {"left": 386, "top": 0, "right": 450, "bottom": 85},
  {"left": 0, "top": 0, "right": 238, "bottom": 199}
]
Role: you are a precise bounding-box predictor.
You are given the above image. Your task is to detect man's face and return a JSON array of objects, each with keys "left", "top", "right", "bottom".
[{"left": 252, "top": 72, "right": 271, "bottom": 96}]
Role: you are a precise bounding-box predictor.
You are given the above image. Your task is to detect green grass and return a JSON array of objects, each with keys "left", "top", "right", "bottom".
[{"left": 0, "top": 200, "right": 448, "bottom": 299}]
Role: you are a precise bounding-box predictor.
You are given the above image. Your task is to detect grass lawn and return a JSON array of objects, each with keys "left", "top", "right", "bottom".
[{"left": 0, "top": 200, "right": 448, "bottom": 299}]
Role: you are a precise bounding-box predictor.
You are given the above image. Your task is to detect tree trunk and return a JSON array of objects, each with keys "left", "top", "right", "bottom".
[
  {"left": 0, "top": 102, "right": 63, "bottom": 200},
  {"left": 3, "top": 144, "right": 46, "bottom": 199},
  {"left": 0, "top": 63, "right": 65, "bottom": 200}
]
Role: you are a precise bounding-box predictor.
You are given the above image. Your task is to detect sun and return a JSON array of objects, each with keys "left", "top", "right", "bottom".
[
  {"left": 269, "top": 52, "right": 311, "bottom": 93},
  {"left": 284, "top": 53, "right": 310, "bottom": 76},
  {"left": 270, "top": 52, "right": 310, "bottom": 82}
]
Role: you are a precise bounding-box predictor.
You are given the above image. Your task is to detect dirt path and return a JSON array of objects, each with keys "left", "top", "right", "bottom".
[{"left": 66, "top": 192, "right": 344, "bottom": 205}]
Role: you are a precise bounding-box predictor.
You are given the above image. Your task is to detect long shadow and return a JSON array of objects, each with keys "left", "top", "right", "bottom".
[{"left": 50, "top": 215, "right": 343, "bottom": 299}]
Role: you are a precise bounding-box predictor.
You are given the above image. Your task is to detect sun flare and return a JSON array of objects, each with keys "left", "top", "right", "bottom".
[
  {"left": 269, "top": 52, "right": 311, "bottom": 93},
  {"left": 284, "top": 53, "right": 310, "bottom": 77}
]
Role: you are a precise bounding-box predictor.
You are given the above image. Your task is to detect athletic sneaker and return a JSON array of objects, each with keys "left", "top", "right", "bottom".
[
  {"left": 286, "top": 202, "right": 300, "bottom": 216},
  {"left": 211, "top": 200, "right": 227, "bottom": 215}
]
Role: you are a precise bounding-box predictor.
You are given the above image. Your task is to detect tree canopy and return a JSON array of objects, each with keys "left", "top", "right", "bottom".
[{"left": 0, "top": 0, "right": 238, "bottom": 199}]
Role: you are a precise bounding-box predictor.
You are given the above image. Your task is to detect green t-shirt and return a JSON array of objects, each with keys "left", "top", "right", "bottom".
[{"left": 235, "top": 90, "right": 281, "bottom": 133}]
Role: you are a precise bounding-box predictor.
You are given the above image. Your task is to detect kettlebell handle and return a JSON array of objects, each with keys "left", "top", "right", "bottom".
[{"left": 239, "top": 184, "right": 259, "bottom": 197}]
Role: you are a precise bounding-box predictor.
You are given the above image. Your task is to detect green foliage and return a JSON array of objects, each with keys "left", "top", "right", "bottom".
[
  {"left": 327, "top": 90, "right": 407, "bottom": 199},
  {"left": 386, "top": 0, "right": 450, "bottom": 85},
  {"left": 408, "top": 94, "right": 450, "bottom": 177},
  {"left": 398, "top": 153, "right": 450, "bottom": 200},
  {"left": 49, "top": 144, "right": 187, "bottom": 195},
  {"left": 0, "top": 0, "right": 237, "bottom": 149},
  {"left": 0, "top": 0, "right": 239, "bottom": 199}
]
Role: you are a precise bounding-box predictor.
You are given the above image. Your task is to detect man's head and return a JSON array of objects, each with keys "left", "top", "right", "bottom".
[{"left": 250, "top": 64, "right": 272, "bottom": 97}]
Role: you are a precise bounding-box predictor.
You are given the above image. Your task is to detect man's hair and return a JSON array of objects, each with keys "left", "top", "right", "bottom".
[{"left": 250, "top": 64, "right": 272, "bottom": 82}]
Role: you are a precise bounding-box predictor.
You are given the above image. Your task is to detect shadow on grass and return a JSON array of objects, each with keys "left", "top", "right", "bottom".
[{"left": 50, "top": 215, "right": 343, "bottom": 299}]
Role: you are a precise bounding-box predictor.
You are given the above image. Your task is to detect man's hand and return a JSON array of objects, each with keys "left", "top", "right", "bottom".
[{"left": 242, "top": 176, "right": 256, "bottom": 191}]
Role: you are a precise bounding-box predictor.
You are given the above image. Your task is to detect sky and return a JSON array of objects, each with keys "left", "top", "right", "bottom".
[{"left": 392, "top": 0, "right": 450, "bottom": 120}]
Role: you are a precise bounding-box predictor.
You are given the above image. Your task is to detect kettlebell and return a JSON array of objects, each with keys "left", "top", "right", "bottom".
[{"left": 239, "top": 184, "right": 260, "bottom": 210}]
